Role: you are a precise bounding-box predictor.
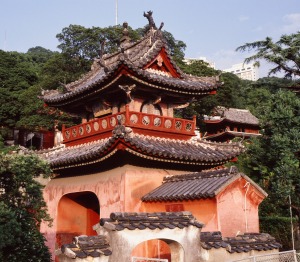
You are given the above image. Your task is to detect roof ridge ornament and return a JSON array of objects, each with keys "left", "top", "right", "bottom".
[
  {"left": 112, "top": 115, "right": 133, "bottom": 138},
  {"left": 143, "top": 10, "right": 164, "bottom": 32},
  {"left": 143, "top": 11, "right": 157, "bottom": 29},
  {"left": 120, "top": 21, "right": 131, "bottom": 49}
]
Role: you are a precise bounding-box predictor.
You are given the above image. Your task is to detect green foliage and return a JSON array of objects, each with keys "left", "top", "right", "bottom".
[
  {"left": 237, "top": 86, "right": 300, "bottom": 227},
  {"left": 236, "top": 31, "right": 300, "bottom": 78},
  {"left": 0, "top": 50, "right": 40, "bottom": 128},
  {"left": 176, "top": 69, "right": 248, "bottom": 128},
  {"left": 180, "top": 59, "right": 218, "bottom": 77},
  {"left": 56, "top": 24, "right": 141, "bottom": 60},
  {"left": 260, "top": 216, "right": 297, "bottom": 250},
  {"left": 0, "top": 153, "right": 52, "bottom": 261},
  {"left": 161, "top": 30, "right": 186, "bottom": 65},
  {"left": 17, "top": 84, "right": 78, "bottom": 130},
  {"left": 39, "top": 52, "right": 91, "bottom": 90}
]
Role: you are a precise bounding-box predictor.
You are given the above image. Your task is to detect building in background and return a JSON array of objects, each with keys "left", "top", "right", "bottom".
[
  {"left": 184, "top": 56, "right": 216, "bottom": 69},
  {"left": 223, "top": 62, "right": 259, "bottom": 81},
  {"left": 203, "top": 107, "right": 261, "bottom": 142}
]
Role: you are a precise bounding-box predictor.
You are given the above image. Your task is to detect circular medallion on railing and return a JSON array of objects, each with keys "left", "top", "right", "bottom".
[
  {"left": 79, "top": 126, "right": 84, "bottom": 135},
  {"left": 164, "top": 119, "right": 172, "bottom": 128},
  {"left": 93, "top": 121, "right": 99, "bottom": 131},
  {"left": 154, "top": 117, "right": 161, "bottom": 126},
  {"left": 102, "top": 119, "right": 107, "bottom": 129},
  {"left": 130, "top": 114, "right": 138, "bottom": 124},
  {"left": 65, "top": 130, "right": 70, "bottom": 139},
  {"left": 72, "top": 128, "right": 77, "bottom": 137},
  {"left": 142, "top": 115, "right": 150, "bottom": 125},
  {"left": 110, "top": 117, "right": 116, "bottom": 127},
  {"left": 175, "top": 121, "right": 182, "bottom": 130},
  {"left": 185, "top": 122, "right": 192, "bottom": 131},
  {"left": 86, "top": 124, "right": 91, "bottom": 133}
]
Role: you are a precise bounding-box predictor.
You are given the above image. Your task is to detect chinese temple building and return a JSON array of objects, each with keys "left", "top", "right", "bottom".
[
  {"left": 40, "top": 12, "right": 279, "bottom": 262},
  {"left": 203, "top": 107, "right": 261, "bottom": 142}
]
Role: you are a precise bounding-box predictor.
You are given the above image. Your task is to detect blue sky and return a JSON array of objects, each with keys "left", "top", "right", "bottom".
[{"left": 1, "top": 0, "right": 299, "bottom": 77}]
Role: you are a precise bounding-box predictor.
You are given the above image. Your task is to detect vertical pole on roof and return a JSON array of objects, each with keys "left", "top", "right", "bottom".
[
  {"left": 289, "top": 195, "right": 295, "bottom": 250},
  {"left": 115, "top": 0, "right": 118, "bottom": 26}
]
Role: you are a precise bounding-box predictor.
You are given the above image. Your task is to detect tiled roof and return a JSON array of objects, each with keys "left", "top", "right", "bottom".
[
  {"left": 142, "top": 167, "right": 267, "bottom": 202},
  {"left": 58, "top": 235, "right": 112, "bottom": 259},
  {"left": 200, "top": 232, "right": 281, "bottom": 253},
  {"left": 99, "top": 211, "right": 203, "bottom": 231},
  {"left": 39, "top": 125, "right": 243, "bottom": 171},
  {"left": 205, "top": 107, "right": 259, "bottom": 125},
  {"left": 41, "top": 26, "right": 219, "bottom": 106},
  {"left": 224, "top": 108, "right": 259, "bottom": 125}
]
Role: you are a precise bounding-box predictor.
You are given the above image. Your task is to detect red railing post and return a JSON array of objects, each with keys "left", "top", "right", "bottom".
[{"left": 125, "top": 104, "right": 130, "bottom": 125}]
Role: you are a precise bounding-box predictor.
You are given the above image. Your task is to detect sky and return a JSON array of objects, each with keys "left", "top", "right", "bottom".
[{"left": 1, "top": 0, "right": 300, "bottom": 77}]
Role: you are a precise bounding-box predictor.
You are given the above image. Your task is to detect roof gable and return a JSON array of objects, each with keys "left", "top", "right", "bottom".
[{"left": 143, "top": 48, "right": 181, "bottom": 78}]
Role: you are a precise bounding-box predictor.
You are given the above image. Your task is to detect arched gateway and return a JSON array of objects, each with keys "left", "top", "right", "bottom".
[{"left": 56, "top": 192, "right": 100, "bottom": 247}]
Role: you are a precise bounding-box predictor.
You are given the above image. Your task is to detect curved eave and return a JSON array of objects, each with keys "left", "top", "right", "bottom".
[
  {"left": 204, "top": 131, "right": 261, "bottom": 141},
  {"left": 46, "top": 134, "right": 243, "bottom": 172},
  {"left": 42, "top": 62, "right": 218, "bottom": 108}
]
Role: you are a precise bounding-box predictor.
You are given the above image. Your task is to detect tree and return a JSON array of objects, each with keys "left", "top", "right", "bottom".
[
  {"left": 237, "top": 87, "right": 300, "bottom": 227},
  {"left": 0, "top": 152, "right": 52, "bottom": 261},
  {"left": 161, "top": 30, "right": 186, "bottom": 65},
  {"left": 56, "top": 24, "right": 140, "bottom": 61},
  {"left": 0, "top": 50, "right": 40, "bottom": 129},
  {"left": 180, "top": 59, "right": 218, "bottom": 77},
  {"left": 17, "top": 85, "right": 79, "bottom": 131},
  {"left": 236, "top": 31, "right": 300, "bottom": 78},
  {"left": 56, "top": 24, "right": 186, "bottom": 66}
]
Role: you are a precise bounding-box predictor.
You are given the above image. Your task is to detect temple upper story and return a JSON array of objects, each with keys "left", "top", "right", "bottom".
[
  {"left": 41, "top": 12, "right": 220, "bottom": 129},
  {"left": 39, "top": 11, "right": 244, "bottom": 172}
]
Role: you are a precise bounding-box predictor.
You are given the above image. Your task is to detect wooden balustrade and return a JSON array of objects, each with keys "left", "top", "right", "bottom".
[{"left": 62, "top": 106, "right": 196, "bottom": 145}]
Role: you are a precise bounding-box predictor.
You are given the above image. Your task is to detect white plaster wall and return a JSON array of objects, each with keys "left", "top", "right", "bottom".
[
  {"left": 96, "top": 225, "right": 202, "bottom": 262},
  {"left": 199, "top": 247, "right": 279, "bottom": 262}
]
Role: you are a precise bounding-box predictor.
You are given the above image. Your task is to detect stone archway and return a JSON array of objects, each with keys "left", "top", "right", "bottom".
[{"left": 56, "top": 191, "right": 100, "bottom": 247}]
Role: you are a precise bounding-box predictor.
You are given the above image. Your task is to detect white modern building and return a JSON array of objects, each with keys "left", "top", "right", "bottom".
[
  {"left": 223, "top": 63, "right": 259, "bottom": 81},
  {"left": 184, "top": 57, "right": 216, "bottom": 69}
]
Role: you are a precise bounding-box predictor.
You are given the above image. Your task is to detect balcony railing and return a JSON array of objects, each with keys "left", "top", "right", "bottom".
[{"left": 62, "top": 106, "right": 196, "bottom": 144}]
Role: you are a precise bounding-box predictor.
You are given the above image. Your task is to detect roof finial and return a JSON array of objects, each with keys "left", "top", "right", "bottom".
[
  {"left": 143, "top": 10, "right": 157, "bottom": 29},
  {"left": 120, "top": 21, "right": 131, "bottom": 49}
]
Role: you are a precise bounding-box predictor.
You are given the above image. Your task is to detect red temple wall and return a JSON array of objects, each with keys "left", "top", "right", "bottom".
[
  {"left": 141, "top": 198, "right": 218, "bottom": 232},
  {"left": 42, "top": 165, "right": 184, "bottom": 256},
  {"left": 217, "top": 178, "right": 261, "bottom": 237}
]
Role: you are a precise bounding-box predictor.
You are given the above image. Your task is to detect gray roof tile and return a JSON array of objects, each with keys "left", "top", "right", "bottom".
[
  {"left": 142, "top": 167, "right": 240, "bottom": 202},
  {"left": 99, "top": 211, "right": 203, "bottom": 231},
  {"left": 200, "top": 232, "right": 281, "bottom": 253},
  {"left": 40, "top": 126, "right": 243, "bottom": 171},
  {"left": 60, "top": 235, "right": 111, "bottom": 259},
  {"left": 42, "top": 28, "right": 219, "bottom": 106}
]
